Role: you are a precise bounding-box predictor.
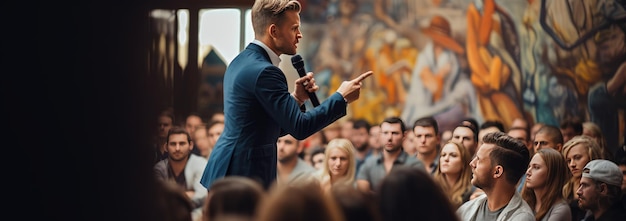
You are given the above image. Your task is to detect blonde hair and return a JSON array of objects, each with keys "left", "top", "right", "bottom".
[
  {"left": 521, "top": 148, "right": 571, "bottom": 221},
  {"left": 561, "top": 135, "right": 603, "bottom": 199},
  {"left": 251, "top": 0, "right": 301, "bottom": 37},
  {"left": 319, "top": 138, "right": 356, "bottom": 188},
  {"left": 433, "top": 141, "right": 473, "bottom": 208}
]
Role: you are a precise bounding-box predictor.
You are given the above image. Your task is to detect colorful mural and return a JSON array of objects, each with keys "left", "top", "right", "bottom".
[{"left": 298, "top": 0, "right": 625, "bottom": 150}]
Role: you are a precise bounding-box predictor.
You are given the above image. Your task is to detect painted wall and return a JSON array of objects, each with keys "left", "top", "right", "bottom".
[{"left": 296, "top": 0, "right": 625, "bottom": 152}]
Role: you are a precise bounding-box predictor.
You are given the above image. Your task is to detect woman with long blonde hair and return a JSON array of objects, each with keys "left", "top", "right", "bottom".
[
  {"left": 316, "top": 138, "right": 357, "bottom": 192},
  {"left": 522, "top": 148, "right": 571, "bottom": 221},
  {"left": 433, "top": 141, "right": 477, "bottom": 208},
  {"left": 561, "top": 135, "right": 603, "bottom": 221}
]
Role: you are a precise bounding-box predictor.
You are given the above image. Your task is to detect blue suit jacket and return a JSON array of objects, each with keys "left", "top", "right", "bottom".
[{"left": 200, "top": 43, "right": 347, "bottom": 190}]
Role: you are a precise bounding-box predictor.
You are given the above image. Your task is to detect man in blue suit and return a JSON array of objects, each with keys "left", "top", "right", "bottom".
[{"left": 200, "top": 0, "right": 373, "bottom": 190}]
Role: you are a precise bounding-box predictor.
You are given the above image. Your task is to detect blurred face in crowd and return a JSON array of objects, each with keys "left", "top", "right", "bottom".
[
  {"left": 327, "top": 148, "right": 349, "bottom": 177},
  {"left": 185, "top": 115, "right": 203, "bottom": 139},
  {"left": 311, "top": 152, "right": 325, "bottom": 170},
  {"left": 380, "top": 122, "right": 404, "bottom": 153},
  {"left": 440, "top": 143, "right": 463, "bottom": 175},
  {"left": 351, "top": 127, "right": 369, "bottom": 151},
  {"left": 533, "top": 132, "right": 559, "bottom": 153},
  {"left": 452, "top": 127, "right": 477, "bottom": 155},
  {"left": 277, "top": 134, "right": 300, "bottom": 163},
  {"left": 565, "top": 144, "right": 591, "bottom": 178},
  {"left": 369, "top": 125, "right": 381, "bottom": 150},
  {"left": 158, "top": 115, "right": 173, "bottom": 138},
  {"left": 403, "top": 130, "right": 417, "bottom": 156},
  {"left": 208, "top": 122, "right": 225, "bottom": 147},
  {"left": 413, "top": 126, "right": 439, "bottom": 156},
  {"left": 560, "top": 127, "right": 577, "bottom": 144}
]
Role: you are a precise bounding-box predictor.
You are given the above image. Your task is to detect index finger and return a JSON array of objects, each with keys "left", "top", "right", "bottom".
[{"left": 351, "top": 71, "right": 373, "bottom": 83}]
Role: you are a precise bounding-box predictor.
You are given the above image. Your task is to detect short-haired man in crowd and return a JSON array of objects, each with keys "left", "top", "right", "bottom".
[
  {"left": 457, "top": 132, "right": 534, "bottom": 221},
  {"left": 413, "top": 117, "right": 440, "bottom": 175},
  {"left": 356, "top": 117, "right": 425, "bottom": 193},
  {"left": 154, "top": 126, "right": 208, "bottom": 211},
  {"left": 533, "top": 124, "right": 564, "bottom": 153}
]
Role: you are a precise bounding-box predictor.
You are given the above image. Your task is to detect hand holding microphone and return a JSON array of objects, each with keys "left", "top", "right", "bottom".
[{"left": 291, "top": 55, "right": 321, "bottom": 107}]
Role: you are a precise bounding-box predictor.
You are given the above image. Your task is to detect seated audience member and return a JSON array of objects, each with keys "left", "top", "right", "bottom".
[
  {"left": 582, "top": 121, "right": 613, "bottom": 161},
  {"left": 155, "top": 180, "right": 194, "bottom": 221},
  {"left": 456, "top": 132, "right": 534, "bottom": 221},
  {"left": 154, "top": 109, "right": 175, "bottom": 163},
  {"left": 577, "top": 160, "right": 626, "bottom": 221},
  {"left": 206, "top": 120, "right": 224, "bottom": 158},
  {"left": 478, "top": 120, "right": 504, "bottom": 147},
  {"left": 533, "top": 124, "right": 564, "bottom": 152},
  {"left": 351, "top": 119, "right": 372, "bottom": 176},
  {"left": 316, "top": 138, "right": 356, "bottom": 193},
  {"left": 356, "top": 117, "right": 425, "bottom": 193},
  {"left": 200, "top": 176, "right": 265, "bottom": 221},
  {"left": 561, "top": 135, "right": 604, "bottom": 221},
  {"left": 413, "top": 116, "right": 441, "bottom": 175},
  {"left": 368, "top": 125, "right": 382, "bottom": 157},
  {"left": 451, "top": 123, "right": 479, "bottom": 157},
  {"left": 330, "top": 184, "right": 382, "bottom": 221},
  {"left": 434, "top": 141, "right": 479, "bottom": 209},
  {"left": 530, "top": 122, "right": 545, "bottom": 144},
  {"left": 193, "top": 125, "right": 211, "bottom": 159},
  {"left": 402, "top": 129, "right": 418, "bottom": 157},
  {"left": 255, "top": 181, "right": 343, "bottom": 221},
  {"left": 522, "top": 148, "right": 571, "bottom": 221},
  {"left": 308, "top": 146, "right": 326, "bottom": 170},
  {"left": 559, "top": 119, "right": 583, "bottom": 144},
  {"left": 378, "top": 166, "right": 460, "bottom": 221},
  {"left": 276, "top": 134, "right": 316, "bottom": 186},
  {"left": 154, "top": 126, "right": 208, "bottom": 211},
  {"left": 185, "top": 113, "right": 205, "bottom": 156}
]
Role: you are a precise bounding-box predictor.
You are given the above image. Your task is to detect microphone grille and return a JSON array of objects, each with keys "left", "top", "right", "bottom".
[{"left": 291, "top": 55, "right": 304, "bottom": 69}]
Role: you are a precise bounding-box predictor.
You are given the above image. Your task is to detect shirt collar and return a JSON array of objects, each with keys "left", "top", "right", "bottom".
[
  {"left": 376, "top": 151, "right": 409, "bottom": 164},
  {"left": 252, "top": 40, "right": 281, "bottom": 66}
]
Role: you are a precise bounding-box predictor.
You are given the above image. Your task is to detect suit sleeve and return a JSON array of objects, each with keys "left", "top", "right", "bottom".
[{"left": 255, "top": 67, "right": 347, "bottom": 140}]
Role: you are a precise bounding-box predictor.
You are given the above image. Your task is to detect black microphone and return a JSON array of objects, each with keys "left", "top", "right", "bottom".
[{"left": 291, "top": 55, "right": 320, "bottom": 107}]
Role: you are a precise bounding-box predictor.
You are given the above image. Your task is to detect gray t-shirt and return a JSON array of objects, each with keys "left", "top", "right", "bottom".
[
  {"left": 356, "top": 151, "right": 425, "bottom": 191},
  {"left": 476, "top": 199, "right": 507, "bottom": 221}
]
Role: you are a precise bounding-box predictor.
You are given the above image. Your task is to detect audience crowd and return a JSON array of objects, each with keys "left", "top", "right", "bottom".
[{"left": 150, "top": 108, "right": 626, "bottom": 221}]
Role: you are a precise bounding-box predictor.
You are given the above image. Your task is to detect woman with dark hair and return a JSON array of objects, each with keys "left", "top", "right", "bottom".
[{"left": 378, "top": 166, "right": 459, "bottom": 221}]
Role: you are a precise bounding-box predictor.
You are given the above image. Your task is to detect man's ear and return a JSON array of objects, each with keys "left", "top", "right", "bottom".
[
  {"left": 494, "top": 166, "right": 503, "bottom": 178},
  {"left": 268, "top": 24, "right": 277, "bottom": 39},
  {"left": 556, "top": 143, "right": 563, "bottom": 152},
  {"left": 598, "top": 182, "right": 608, "bottom": 195}
]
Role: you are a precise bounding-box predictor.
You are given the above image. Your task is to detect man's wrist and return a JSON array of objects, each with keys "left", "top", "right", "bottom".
[{"left": 291, "top": 93, "right": 304, "bottom": 105}]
